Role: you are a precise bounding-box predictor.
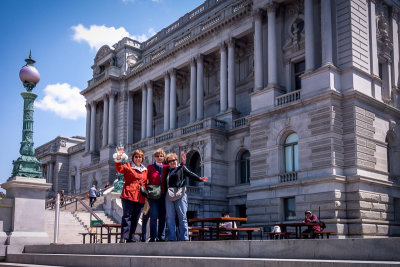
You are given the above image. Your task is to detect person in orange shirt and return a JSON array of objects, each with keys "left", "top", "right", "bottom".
[{"left": 114, "top": 147, "right": 148, "bottom": 243}]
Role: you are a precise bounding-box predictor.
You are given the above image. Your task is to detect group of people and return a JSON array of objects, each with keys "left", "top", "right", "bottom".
[{"left": 114, "top": 147, "right": 207, "bottom": 243}]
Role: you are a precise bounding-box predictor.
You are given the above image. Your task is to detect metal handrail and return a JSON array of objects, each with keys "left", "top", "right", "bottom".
[
  {"left": 45, "top": 187, "right": 109, "bottom": 210},
  {"left": 76, "top": 198, "right": 103, "bottom": 222}
]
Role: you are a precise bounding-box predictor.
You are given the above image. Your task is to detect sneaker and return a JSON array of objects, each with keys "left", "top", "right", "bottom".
[
  {"left": 157, "top": 238, "right": 166, "bottom": 242},
  {"left": 149, "top": 238, "right": 156, "bottom": 242},
  {"left": 126, "top": 239, "right": 136, "bottom": 243}
]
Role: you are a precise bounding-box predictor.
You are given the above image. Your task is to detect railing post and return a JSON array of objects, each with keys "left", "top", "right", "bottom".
[{"left": 54, "top": 193, "right": 60, "bottom": 244}]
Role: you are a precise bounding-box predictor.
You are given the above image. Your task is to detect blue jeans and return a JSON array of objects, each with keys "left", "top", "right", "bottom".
[
  {"left": 165, "top": 193, "right": 188, "bottom": 241},
  {"left": 148, "top": 196, "right": 166, "bottom": 240},
  {"left": 121, "top": 198, "right": 144, "bottom": 241}
]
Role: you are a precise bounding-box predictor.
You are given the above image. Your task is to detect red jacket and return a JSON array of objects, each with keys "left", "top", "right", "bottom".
[
  {"left": 147, "top": 163, "right": 169, "bottom": 195},
  {"left": 304, "top": 214, "right": 321, "bottom": 231},
  {"left": 115, "top": 162, "right": 147, "bottom": 203}
]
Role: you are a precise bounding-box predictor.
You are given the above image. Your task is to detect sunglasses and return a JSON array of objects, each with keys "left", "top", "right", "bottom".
[
  {"left": 134, "top": 155, "right": 142, "bottom": 159},
  {"left": 168, "top": 159, "right": 177, "bottom": 163},
  {"left": 155, "top": 155, "right": 164, "bottom": 158}
]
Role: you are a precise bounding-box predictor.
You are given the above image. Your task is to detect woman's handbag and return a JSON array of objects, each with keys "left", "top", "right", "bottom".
[
  {"left": 167, "top": 186, "right": 186, "bottom": 201},
  {"left": 147, "top": 185, "right": 161, "bottom": 199},
  {"left": 139, "top": 179, "right": 148, "bottom": 198}
]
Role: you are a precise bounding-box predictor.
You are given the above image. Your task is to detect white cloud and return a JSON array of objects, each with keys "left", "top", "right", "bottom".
[
  {"left": 71, "top": 24, "right": 156, "bottom": 50},
  {"left": 35, "top": 83, "right": 86, "bottom": 120}
]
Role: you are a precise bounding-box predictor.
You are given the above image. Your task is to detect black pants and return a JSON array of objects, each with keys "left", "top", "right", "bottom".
[
  {"left": 121, "top": 198, "right": 144, "bottom": 241},
  {"left": 89, "top": 197, "right": 96, "bottom": 207}
]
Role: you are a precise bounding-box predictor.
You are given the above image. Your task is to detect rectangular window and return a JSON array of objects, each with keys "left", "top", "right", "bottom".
[
  {"left": 294, "top": 61, "right": 305, "bottom": 90},
  {"left": 379, "top": 63, "right": 383, "bottom": 80},
  {"left": 236, "top": 204, "right": 247, "bottom": 218},
  {"left": 395, "top": 198, "right": 400, "bottom": 222},
  {"left": 284, "top": 197, "right": 296, "bottom": 221}
]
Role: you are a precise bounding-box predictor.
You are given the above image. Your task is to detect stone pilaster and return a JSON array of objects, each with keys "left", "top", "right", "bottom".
[
  {"left": 146, "top": 81, "right": 153, "bottom": 138},
  {"left": 304, "top": 0, "right": 315, "bottom": 72},
  {"left": 321, "top": 0, "right": 333, "bottom": 66},
  {"left": 253, "top": 9, "right": 263, "bottom": 90},
  {"left": 196, "top": 54, "right": 204, "bottom": 120},
  {"left": 267, "top": 3, "right": 278, "bottom": 87},
  {"left": 85, "top": 104, "right": 90, "bottom": 153},
  {"left": 190, "top": 58, "right": 197, "bottom": 123},
  {"left": 219, "top": 42, "right": 228, "bottom": 112},
  {"left": 164, "top": 73, "right": 170, "bottom": 131},
  {"left": 108, "top": 93, "right": 115, "bottom": 146},
  {"left": 170, "top": 69, "right": 177, "bottom": 130},
  {"left": 102, "top": 95, "right": 109, "bottom": 147},
  {"left": 89, "top": 101, "right": 96, "bottom": 153},
  {"left": 141, "top": 85, "right": 147, "bottom": 139},
  {"left": 227, "top": 38, "right": 236, "bottom": 109}
]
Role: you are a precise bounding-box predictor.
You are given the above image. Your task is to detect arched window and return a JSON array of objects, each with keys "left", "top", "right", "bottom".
[
  {"left": 285, "top": 133, "right": 298, "bottom": 172},
  {"left": 238, "top": 150, "right": 250, "bottom": 184}
]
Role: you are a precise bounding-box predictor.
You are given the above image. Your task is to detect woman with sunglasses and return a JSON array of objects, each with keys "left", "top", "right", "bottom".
[
  {"left": 164, "top": 153, "right": 207, "bottom": 241},
  {"left": 114, "top": 147, "right": 147, "bottom": 243}
]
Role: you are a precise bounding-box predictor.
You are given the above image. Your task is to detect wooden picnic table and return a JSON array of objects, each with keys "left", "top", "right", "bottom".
[
  {"left": 188, "top": 217, "right": 252, "bottom": 240},
  {"left": 276, "top": 222, "right": 324, "bottom": 239}
]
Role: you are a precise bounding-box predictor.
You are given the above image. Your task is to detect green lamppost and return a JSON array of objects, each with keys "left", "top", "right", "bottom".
[{"left": 10, "top": 51, "right": 42, "bottom": 179}]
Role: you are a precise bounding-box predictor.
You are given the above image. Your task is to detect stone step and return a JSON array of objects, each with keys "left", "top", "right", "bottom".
[
  {"left": 5, "top": 253, "right": 400, "bottom": 267},
  {"left": 0, "top": 263, "right": 62, "bottom": 267},
  {"left": 22, "top": 238, "right": 400, "bottom": 261}
]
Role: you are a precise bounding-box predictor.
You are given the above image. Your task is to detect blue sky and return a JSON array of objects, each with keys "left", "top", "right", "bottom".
[{"left": 0, "top": 0, "right": 203, "bottom": 188}]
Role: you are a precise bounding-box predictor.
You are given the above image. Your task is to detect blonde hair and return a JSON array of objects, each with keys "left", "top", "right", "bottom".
[
  {"left": 165, "top": 153, "right": 178, "bottom": 163},
  {"left": 153, "top": 148, "right": 166, "bottom": 157},
  {"left": 131, "top": 149, "right": 145, "bottom": 163}
]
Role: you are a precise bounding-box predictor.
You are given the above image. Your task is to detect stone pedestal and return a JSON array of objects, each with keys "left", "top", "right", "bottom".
[
  {"left": 301, "top": 64, "right": 341, "bottom": 98},
  {"left": 1, "top": 176, "right": 51, "bottom": 245},
  {"left": 250, "top": 86, "right": 284, "bottom": 113},
  {"left": 216, "top": 108, "right": 240, "bottom": 129}
]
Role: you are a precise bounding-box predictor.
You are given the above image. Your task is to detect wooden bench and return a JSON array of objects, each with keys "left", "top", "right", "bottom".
[
  {"left": 315, "top": 231, "right": 336, "bottom": 239},
  {"left": 302, "top": 231, "right": 336, "bottom": 239},
  {"left": 266, "top": 232, "right": 295, "bottom": 239},
  {"left": 189, "top": 227, "right": 209, "bottom": 241},
  {"left": 229, "top": 228, "right": 261, "bottom": 240}
]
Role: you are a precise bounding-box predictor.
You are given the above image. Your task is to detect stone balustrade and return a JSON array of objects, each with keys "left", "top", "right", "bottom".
[
  {"left": 279, "top": 172, "right": 298, "bottom": 183},
  {"left": 234, "top": 117, "right": 248, "bottom": 128},
  {"left": 275, "top": 90, "right": 301, "bottom": 107}
]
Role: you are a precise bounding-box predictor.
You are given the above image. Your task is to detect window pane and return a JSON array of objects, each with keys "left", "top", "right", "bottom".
[
  {"left": 294, "top": 144, "right": 298, "bottom": 171},
  {"left": 285, "top": 146, "right": 293, "bottom": 172},
  {"left": 284, "top": 197, "right": 296, "bottom": 221},
  {"left": 246, "top": 160, "right": 250, "bottom": 183},
  {"left": 285, "top": 133, "right": 298, "bottom": 144}
]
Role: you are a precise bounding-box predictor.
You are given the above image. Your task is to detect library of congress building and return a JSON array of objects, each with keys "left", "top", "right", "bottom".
[{"left": 36, "top": 0, "right": 400, "bottom": 237}]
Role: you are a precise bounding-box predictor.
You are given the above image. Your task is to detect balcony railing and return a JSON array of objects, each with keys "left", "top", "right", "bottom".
[
  {"left": 280, "top": 172, "right": 298, "bottom": 183},
  {"left": 275, "top": 90, "right": 301, "bottom": 107},
  {"left": 233, "top": 117, "right": 248, "bottom": 128},
  {"left": 127, "top": 118, "right": 226, "bottom": 153}
]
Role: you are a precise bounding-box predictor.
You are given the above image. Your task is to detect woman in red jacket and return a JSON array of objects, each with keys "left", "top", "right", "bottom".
[{"left": 114, "top": 148, "right": 147, "bottom": 243}]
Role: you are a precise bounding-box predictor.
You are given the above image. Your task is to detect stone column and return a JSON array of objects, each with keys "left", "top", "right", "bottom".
[
  {"left": 102, "top": 95, "right": 109, "bottom": 147},
  {"left": 141, "top": 86, "right": 147, "bottom": 139},
  {"left": 190, "top": 58, "right": 197, "bottom": 122},
  {"left": 227, "top": 38, "right": 236, "bottom": 109},
  {"left": 170, "top": 69, "right": 177, "bottom": 130},
  {"left": 89, "top": 102, "right": 96, "bottom": 153},
  {"left": 146, "top": 81, "right": 153, "bottom": 138},
  {"left": 220, "top": 42, "right": 228, "bottom": 112},
  {"left": 392, "top": 9, "right": 399, "bottom": 89},
  {"left": 127, "top": 92, "right": 133, "bottom": 143},
  {"left": 108, "top": 93, "right": 115, "bottom": 146},
  {"left": 196, "top": 54, "right": 204, "bottom": 120},
  {"left": 369, "top": 0, "right": 379, "bottom": 76},
  {"left": 321, "top": 0, "right": 333, "bottom": 65},
  {"left": 49, "top": 162, "right": 54, "bottom": 186},
  {"left": 254, "top": 9, "right": 263, "bottom": 90},
  {"left": 304, "top": 0, "right": 315, "bottom": 72},
  {"left": 267, "top": 3, "right": 278, "bottom": 86},
  {"left": 164, "top": 73, "right": 170, "bottom": 131},
  {"left": 85, "top": 104, "right": 90, "bottom": 153}
]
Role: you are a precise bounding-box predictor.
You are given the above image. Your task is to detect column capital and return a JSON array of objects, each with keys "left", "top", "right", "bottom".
[
  {"left": 252, "top": 8, "right": 263, "bottom": 18},
  {"left": 89, "top": 100, "right": 96, "bottom": 106},
  {"left": 190, "top": 57, "right": 196, "bottom": 66},
  {"left": 370, "top": 0, "right": 377, "bottom": 4},
  {"left": 169, "top": 68, "right": 177, "bottom": 76},
  {"left": 146, "top": 80, "right": 153, "bottom": 88},
  {"left": 227, "top": 38, "right": 235, "bottom": 47},
  {"left": 219, "top": 41, "right": 226, "bottom": 50},
  {"left": 196, "top": 54, "right": 203, "bottom": 62},
  {"left": 108, "top": 91, "right": 117, "bottom": 98},
  {"left": 103, "top": 94, "right": 109, "bottom": 100},
  {"left": 392, "top": 8, "right": 399, "bottom": 20},
  {"left": 85, "top": 103, "right": 90, "bottom": 109},
  {"left": 164, "top": 71, "right": 170, "bottom": 79},
  {"left": 266, "top": 2, "right": 278, "bottom": 14}
]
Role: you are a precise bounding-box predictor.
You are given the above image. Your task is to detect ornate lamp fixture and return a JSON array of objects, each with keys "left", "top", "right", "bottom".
[{"left": 10, "top": 51, "right": 42, "bottom": 179}]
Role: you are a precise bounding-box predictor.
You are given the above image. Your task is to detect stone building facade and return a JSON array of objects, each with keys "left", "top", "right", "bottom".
[{"left": 36, "top": 0, "right": 400, "bottom": 237}]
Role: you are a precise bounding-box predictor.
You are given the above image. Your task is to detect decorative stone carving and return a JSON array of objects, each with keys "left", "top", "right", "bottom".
[
  {"left": 95, "top": 45, "right": 113, "bottom": 62},
  {"left": 126, "top": 54, "right": 138, "bottom": 68},
  {"left": 376, "top": 3, "right": 393, "bottom": 59}
]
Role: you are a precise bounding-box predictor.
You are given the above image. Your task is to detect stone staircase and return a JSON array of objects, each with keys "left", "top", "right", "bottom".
[
  {"left": 1, "top": 238, "right": 400, "bottom": 266},
  {"left": 44, "top": 196, "right": 120, "bottom": 244}
]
